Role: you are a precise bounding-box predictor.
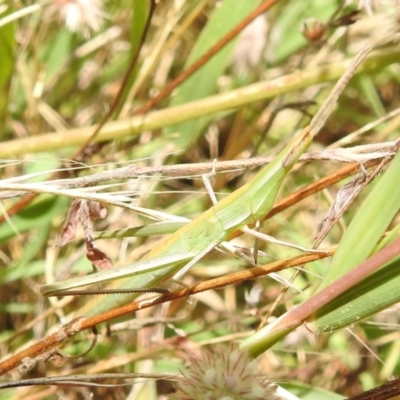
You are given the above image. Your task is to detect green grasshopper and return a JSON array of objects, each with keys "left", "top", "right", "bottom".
[{"left": 41, "top": 45, "right": 370, "bottom": 318}]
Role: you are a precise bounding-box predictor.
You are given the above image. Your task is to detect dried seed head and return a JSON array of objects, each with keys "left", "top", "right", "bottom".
[
  {"left": 45, "top": 0, "right": 107, "bottom": 37},
  {"left": 170, "top": 344, "right": 282, "bottom": 400}
]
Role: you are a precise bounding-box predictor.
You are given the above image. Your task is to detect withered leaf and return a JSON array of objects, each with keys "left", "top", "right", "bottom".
[
  {"left": 86, "top": 240, "right": 113, "bottom": 270},
  {"left": 58, "top": 199, "right": 83, "bottom": 246}
]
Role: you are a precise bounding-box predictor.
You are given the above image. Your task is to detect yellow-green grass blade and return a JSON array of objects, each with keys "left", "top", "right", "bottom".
[{"left": 2, "top": 47, "right": 400, "bottom": 157}]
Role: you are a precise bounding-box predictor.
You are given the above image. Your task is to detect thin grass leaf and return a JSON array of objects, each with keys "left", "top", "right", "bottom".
[
  {"left": 165, "top": 0, "right": 260, "bottom": 151},
  {"left": 312, "top": 256, "right": 400, "bottom": 332},
  {"left": 0, "top": 196, "right": 68, "bottom": 244},
  {"left": 112, "top": 0, "right": 147, "bottom": 116},
  {"left": 0, "top": 4, "right": 15, "bottom": 130},
  {"left": 3, "top": 46, "right": 400, "bottom": 157}
]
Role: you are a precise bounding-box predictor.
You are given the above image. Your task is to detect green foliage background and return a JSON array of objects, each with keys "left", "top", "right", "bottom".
[{"left": 1, "top": 1, "right": 400, "bottom": 399}]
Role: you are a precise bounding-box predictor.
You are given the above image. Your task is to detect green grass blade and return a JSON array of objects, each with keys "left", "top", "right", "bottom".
[
  {"left": 2, "top": 47, "right": 400, "bottom": 157},
  {"left": 241, "top": 148, "right": 400, "bottom": 356},
  {"left": 313, "top": 255, "right": 400, "bottom": 331},
  {"left": 165, "top": 0, "right": 260, "bottom": 150},
  {"left": 317, "top": 151, "right": 400, "bottom": 291},
  {"left": 112, "top": 0, "right": 147, "bottom": 115},
  {"left": 94, "top": 221, "right": 188, "bottom": 240},
  {"left": 0, "top": 5, "right": 15, "bottom": 131}
]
